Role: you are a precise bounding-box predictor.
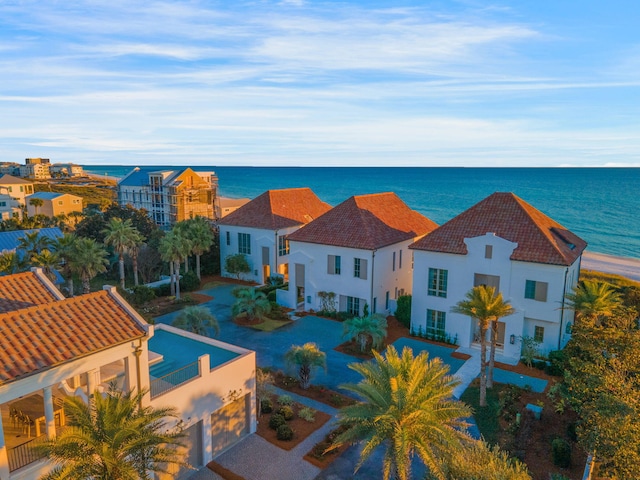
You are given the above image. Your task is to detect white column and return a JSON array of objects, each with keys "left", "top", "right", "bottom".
[
  {"left": 43, "top": 386, "right": 57, "bottom": 439},
  {"left": 86, "top": 368, "right": 100, "bottom": 399},
  {"left": 0, "top": 413, "right": 11, "bottom": 479}
]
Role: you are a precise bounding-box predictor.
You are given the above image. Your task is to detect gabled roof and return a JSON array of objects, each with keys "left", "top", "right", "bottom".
[
  {"left": 410, "top": 192, "right": 587, "bottom": 266},
  {"left": 288, "top": 192, "right": 438, "bottom": 250},
  {"left": 218, "top": 188, "right": 331, "bottom": 230},
  {"left": 0, "top": 174, "right": 32, "bottom": 185},
  {"left": 27, "top": 191, "right": 69, "bottom": 201},
  {"left": 0, "top": 270, "right": 63, "bottom": 313},
  {"left": 0, "top": 288, "right": 147, "bottom": 385}
]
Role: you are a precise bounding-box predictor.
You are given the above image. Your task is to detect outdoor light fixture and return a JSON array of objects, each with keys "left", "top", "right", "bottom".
[{"left": 510, "top": 334, "right": 516, "bottom": 345}]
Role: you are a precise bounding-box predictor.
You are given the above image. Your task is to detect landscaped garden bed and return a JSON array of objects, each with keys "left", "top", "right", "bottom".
[
  {"left": 272, "top": 370, "right": 357, "bottom": 409},
  {"left": 207, "top": 461, "right": 247, "bottom": 480},
  {"left": 303, "top": 424, "right": 351, "bottom": 468}
]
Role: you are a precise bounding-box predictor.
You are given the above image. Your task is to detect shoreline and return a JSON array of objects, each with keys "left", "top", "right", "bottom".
[{"left": 582, "top": 251, "right": 640, "bottom": 283}]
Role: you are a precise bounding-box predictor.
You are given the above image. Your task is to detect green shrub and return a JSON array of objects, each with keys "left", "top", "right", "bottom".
[
  {"left": 154, "top": 283, "right": 172, "bottom": 297},
  {"left": 534, "top": 360, "right": 548, "bottom": 370},
  {"left": 546, "top": 350, "right": 566, "bottom": 377},
  {"left": 269, "top": 413, "right": 286, "bottom": 430},
  {"left": 128, "top": 285, "right": 156, "bottom": 305},
  {"left": 298, "top": 407, "right": 316, "bottom": 422},
  {"left": 267, "top": 290, "right": 276, "bottom": 302},
  {"left": 566, "top": 422, "right": 577, "bottom": 441},
  {"left": 277, "top": 405, "right": 294, "bottom": 421},
  {"left": 277, "top": 394, "right": 293, "bottom": 406},
  {"left": 180, "top": 271, "right": 201, "bottom": 292},
  {"left": 550, "top": 474, "right": 571, "bottom": 480},
  {"left": 395, "top": 295, "right": 412, "bottom": 327},
  {"left": 336, "top": 311, "right": 356, "bottom": 322},
  {"left": 551, "top": 438, "right": 572, "bottom": 468},
  {"left": 260, "top": 398, "right": 273, "bottom": 414},
  {"left": 276, "top": 423, "right": 294, "bottom": 441}
]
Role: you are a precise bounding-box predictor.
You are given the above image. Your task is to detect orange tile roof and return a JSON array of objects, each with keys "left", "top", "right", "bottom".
[
  {"left": 0, "top": 271, "right": 61, "bottom": 313},
  {"left": 410, "top": 192, "right": 587, "bottom": 266},
  {"left": 288, "top": 192, "right": 438, "bottom": 250},
  {"left": 218, "top": 188, "right": 331, "bottom": 230},
  {"left": 0, "top": 290, "right": 146, "bottom": 385}
]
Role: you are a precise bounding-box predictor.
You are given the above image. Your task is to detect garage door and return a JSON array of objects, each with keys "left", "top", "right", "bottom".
[
  {"left": 156, "top": 421, "right": 203, "bottom": 480},
  {"left": 210, "top": 394, "right": 250, "bottom": 457}
]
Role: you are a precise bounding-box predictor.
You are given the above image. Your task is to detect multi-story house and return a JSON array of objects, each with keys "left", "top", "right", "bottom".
[
  {"left": 283, "top": 192, "right": 438, "bottom": 315},
  {"left": 50, "top": 163, "right": 84, "bottom": 177},
  {"left": 0, "top": 269, "right": 256, "bottom": 480},
  {"left": 0, "top": 194, "right": 21, "bottom": 221},
  {"left": 218, "top": 188, "right": 331, "bottom": 285},
  {"left": 409, "top": 192, "right": 587, "bottom": 361},
  {"left": 25, "top": 192, "right": 83, "bottom": 218},
  {"left": 0, "top": 175, "right": 34, "bottom": 209},
  {"left": 20, "top": 159, "right": 51, "bottom": 180},
  {"left": 118, "top": 167, "right": 219, "bottom": 228}
]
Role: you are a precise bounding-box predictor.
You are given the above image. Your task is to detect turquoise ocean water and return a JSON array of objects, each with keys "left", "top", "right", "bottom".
[{"left": 84, "top": 166, "right": 640, "bottom": 260}]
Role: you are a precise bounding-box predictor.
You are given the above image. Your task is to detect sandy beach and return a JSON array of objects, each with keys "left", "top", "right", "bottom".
[{"left": 582, "top": 252, "right": 640, "bottom": 283}]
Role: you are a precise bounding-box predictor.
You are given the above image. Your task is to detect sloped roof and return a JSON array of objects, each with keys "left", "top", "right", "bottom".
[
  {"left": 218, "top": 188, "right": 331, "bottom": 230},
  {"left": 410, "top": 192, "right": 587, "bottom": 266},
  {"left": 288, "top": 192, "right": 438, "bottom": 250},
  {"left": 27, "top": 191, "right": 67, "bottom": 200},
  {"left": 0, "top": 288, "right": 147, "bottom": 385},
  {"left": 0, "top": 228, "right": 63, "bottom": 254},
  {"left": 0, "top": 271, "right": 62, "bottom": 313},
  {"left": 0, "top": 174, "right": 32, "bottom": 185}
]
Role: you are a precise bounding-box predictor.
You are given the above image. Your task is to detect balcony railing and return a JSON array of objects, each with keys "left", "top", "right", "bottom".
[
  {"left": 150, "top": 361, "right": 200, "bottom": 399},
  {"left": 8, "top": 433, "right": 49, "bottom": 472}
]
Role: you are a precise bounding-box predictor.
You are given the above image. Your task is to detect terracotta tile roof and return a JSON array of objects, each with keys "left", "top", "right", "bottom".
[
  {"left": 218, "top": 188, "right": 331, "bottom": 230},
  {"left": 288, "top": 192, "right": 438, "bottom": 250},
  {"left": 0, "top": 271, "right": 61, "bottom": 313},
  {"left": 0, "top": 289, "right": 146, "bottom": 385},
  {"left": 410, "top": 192, "right": 587, "bottom": 266}
]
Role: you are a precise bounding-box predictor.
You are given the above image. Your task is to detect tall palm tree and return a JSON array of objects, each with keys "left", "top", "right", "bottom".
[
  {"left": 0, "top": 251, "right": 23, "bottom": 275},
  {"left": 53, "top": 233, "right": 78, "bottom": 296},
  {"left": 29, "top": 197, "right": 44, "bottom": 216},
  {"left": 172, "top": 305, "right": 220, "bottom": 337},
  {"left": 103, "top": 218, "right": 145, "bottom": 289},
  {"left": 38, "top": 387, "right": 185, "bottom": 480},
  {"left": 565, "top": 279, "right": 622, "bottom": 327},
  {"left": 284, "top": 343, "right": 326, "bottom": 390},
  {"left": 31, "top": 248, "right": 59, "bottom": 282},
  {"left": 17, "top": 230, "right": 53, "bottom": 258},
  {"left": 342, "top": 313, "right": 388, "bottom": 352},
  {"left": 452, "top": 285, "right": 514, "bottom": 406},
  {"left": 185, "top": 217, "right": 214, "bottom": 281},
  {"left": 231, "top": 287, "right": 271, "bottom": 323},
  {"left": 159, "top": 230, "right": 192, "bottom": 300},
  {"left": 333, "top": 346, "right": 472, "bottom": 480},
  {"left": 69, "top": 237, "right": 109, "bottom": 294}
]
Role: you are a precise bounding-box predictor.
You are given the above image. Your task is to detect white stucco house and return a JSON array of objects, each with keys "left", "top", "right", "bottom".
[
  {"left": 283, "top": 192, "right": 438, "bottom": 316},
  {"left": 0, "top": 269, "right": 256, "bottom": 480},
  {"left": 409, "top": 192, "right": 587, "bottom": 362},
  {"left": 218, "top": 188, "right": 331, "bottom": 285}
]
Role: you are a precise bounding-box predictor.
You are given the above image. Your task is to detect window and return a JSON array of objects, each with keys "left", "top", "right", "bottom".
[
  {"left": 0, "top": 201, "right": 5, "bottom": 207},
  {"left": 354, "top": 258, "right": 360, "bottom": 278},
  {"left": 238, "top": 233, "right": 251, "bottom": 254},
  {"left": 399, "top": 249, "right": 403, "bottom": 269},
  {"left": 353, "top": 258, "right": 368, "bottom": 279},
  {"left": 392, "top": 252, "right": 396, "bottom": 271},
  {"left": 395, "top": 287, "right": 398, "bottom": 299},
  {"left": 474, "top": 273, "right": 500, "bottom": 290},
  {"left": 534, "top": 326, "right": 545, "bottom": 343},
  {"left": 20, "top": 186, "right": 23, "bottom": 192},
  {"left": 346, "top": 296, "right": 360, "bottom": 316},
  {"left": 485, "top": 245, "right": 493, "bottom": 259},
  {"left": 327, "top": 255, "right": 341, "bottom": 275},
  {"left": 525, "top": 280, "right": 548, "bottom": 302},
  {"left": 385, "top": 291, "right": 390, "bottom": 310},
  {"left": 72, "top": 199, "right": 80, "bottom": 204},
  {"left": 428, "top": 268, "right": 448, "bottom": 298},
  {"left": 226, "top": 231, "right": 230, "bottom": 246},
  {"left": 426, "top": 310, "right": 446, "bottom": 337},
  {"left": 58, "top": 200, "right": 63, "bottom": 206},
  {"left": 373, "top": 297, "right": 377, "bottom": 313},
  {"left": 278, "top": 235, "right": 289, "bottom": 256}
]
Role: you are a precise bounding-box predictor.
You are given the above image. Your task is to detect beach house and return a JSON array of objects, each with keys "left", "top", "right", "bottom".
[
  {"left": 25, "top": 191, "right": 83, "bottom": 218},
  {"left": 284, "top": 192, "right": 438, "bottom": 315},
  {"left": 0, "top": 269, "right": 256, "bottom": 480},
  {"left": 409, "top": 192, "right": 587, "bottom": 361},
  {"left": 218, "top": 188, "right": 331, "bottom": 285},
  {"left": 0, "top": 175, "right": 34, "bottom": 211}
]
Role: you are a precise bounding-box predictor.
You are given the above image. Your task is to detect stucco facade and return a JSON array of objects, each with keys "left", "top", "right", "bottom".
[{"left": 26, "top": 192, "right": 83, "bottom": 218}]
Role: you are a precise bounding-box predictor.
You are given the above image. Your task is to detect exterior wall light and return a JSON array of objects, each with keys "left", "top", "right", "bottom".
[{"left": 510, "top": 334, "right": 516, "bottom": 345}]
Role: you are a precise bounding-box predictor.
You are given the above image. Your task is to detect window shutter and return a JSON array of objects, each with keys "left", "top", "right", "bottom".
[
  {"left": 328, "top": 255, "right": 335, "bottom": 274},
  {"left": 361, "top": 259, "right": 368, "bottom": 280},
  {"left": 536, "top": 282, "right": 548, "bottom": 302}
]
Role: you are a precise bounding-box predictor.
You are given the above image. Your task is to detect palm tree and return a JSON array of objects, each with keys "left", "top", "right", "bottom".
[
  {"left": 29, "top": 197, "right": 44, "bottom": 216},
  {"left": 0, "top": 251, "right": 23, "bottom": 275},
  {"left": 452, "top": 285, "right": 514, "bottom": 406},
  {"left": 103, "top": 218, "right": 145, "bottom": 289},
  {"left": 332, "top": 346, "right": 472, "bottom": 480},
  {"left": 159, "top": 230, "right": 192, "bottom": 300},
  {"left": 38, "top": 387, "right": 185, "bottom": 480},
  {"left": 17, "top": 230, "right": 53, "bottom": 258},
  {"left": 31, "top": 248, "right": 59, "bottom": 282},
  {"left": 231, "top": 287, "right": 271, "bottom": 322},
  {"left": 53, "top": 233, "right": 78, "bottom": 296},
  {"left": 565, "top": 279, "right": 622, "bottom": 327},
  {"left": 172, "top": 305, "right": 219, "bottom": 337},
  {"left": 185, "top": 217, "right": 214, "bottom": 281},
  {"left": 342, "top": 313, "right": 388, "bottom": 352},
  {"left": 284, "top": 343, "right": 326, "bottom": 389},
  {"left": 69, "top": 237, "right": 109, "bottom": 294}
]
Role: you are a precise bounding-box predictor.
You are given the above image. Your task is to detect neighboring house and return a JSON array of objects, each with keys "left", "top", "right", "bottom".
[
  {"left": 0, "top": 228, "right": 63, "bottom": 255},
  {"left": 218, "top": 188, "right": 331, "bottom": 285},
  {"left": 0, "top": 269, "right": 256, "bottom": 480},
  {"left": 0, "top": 194, "right": 21, "bottom": 221},
  {"left": 50, "top": 163, "right": 84, "bottom": 177},
  {"left": 409, "top": 192, "right": 587, "bottom": 361},
  {"left": 216, "top": 196, "right": 250, "bottom": 219},
  {"left": 0, "top": 164, "right": 20, "bottom": 177},
  {"left": 118, "top": 167, "right": 219, "bottom": 228},
  {"left": 0, "top": 175, "right": 34, "bottom": 208},
  {"left": 25, "top": 191, "right": 83, "bottom": 218},
  {"left": 284, "top": 192, "right": 438, "bottom": 316},
  {"left": 19, "top": 159, "right": 51, "bottom": 180}
]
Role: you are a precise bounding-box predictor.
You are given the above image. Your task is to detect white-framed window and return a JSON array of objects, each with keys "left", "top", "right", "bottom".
[
  {"left": 525, "top": 280, "right": 548, "bottom": 302},
  {"left": 353, "top": 258, "right": 368, "bottom": 279},
  {"left": 534, "top": 325, "right": 545, "bottom": 343},
  {"left": 58, "top": 200, "right": 63, "bottom": 206},
  {"left": 426, "top": 309, "right": 446, "bottom": 337},
  {"left": 354, "top": 258, "right": 361, "bottom": 278},
  {"left": 72, "top": 199, "right": 80, "bottom": 204},
  {"left": 428, "top": 268, "right": 448, "bottom": 298},
  {"left": 238, "top": 233, "right": 251, "bottom": 254},
  {"left": 278, "top": 235, "right": 290, "bottom": 256},
  {"left": 385, "top": 291, "right": 390, "bottom": 310},
  {"left": 346, "top": 296, "right": 360, "bottom": 316},
  {"left": 327, "top": 255, "right": 341, "bottom": 275}
]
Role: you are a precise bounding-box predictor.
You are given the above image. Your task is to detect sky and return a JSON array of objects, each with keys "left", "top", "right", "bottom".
[{"left": 1, "top": 1, "right": 639, "bottom": 167}]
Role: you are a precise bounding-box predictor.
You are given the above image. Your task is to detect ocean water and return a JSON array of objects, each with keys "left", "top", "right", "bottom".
[{"left": 83, "top": 166, "right": 640, "bottom": 260}]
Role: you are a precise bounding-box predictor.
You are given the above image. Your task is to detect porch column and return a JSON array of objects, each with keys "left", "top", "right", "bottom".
[
  {"left": 0, "top": 413, "right": 10, "bottom": 479},
  {"left": 86, "top": 368, "right": 100, "bottom": 399},
  {"left": 43, "top": 386, "right": 56, "bottom": 439}
]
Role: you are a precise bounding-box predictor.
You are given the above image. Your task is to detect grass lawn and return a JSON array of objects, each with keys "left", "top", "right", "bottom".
[
  {"left": 460, "top": 381, "right": 502, "bottom": 445},
  {"left": 200, "top": 280, "right": 227, "bottom": 290},
  {"left": 248, "top": 317, "right": 292, "bottom": 332}
]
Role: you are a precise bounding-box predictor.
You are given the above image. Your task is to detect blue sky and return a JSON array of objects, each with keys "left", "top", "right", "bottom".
[{"left": 1, "top": 1, "right": 639, "bottom": 167}]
